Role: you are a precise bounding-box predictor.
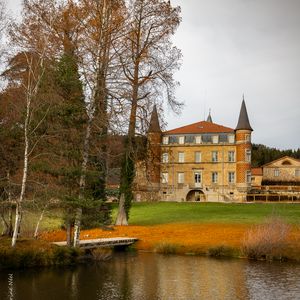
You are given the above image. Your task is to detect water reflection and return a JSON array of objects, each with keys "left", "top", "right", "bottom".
[{"left": 1, "top": 253, "right": 300, "bottom": 300}]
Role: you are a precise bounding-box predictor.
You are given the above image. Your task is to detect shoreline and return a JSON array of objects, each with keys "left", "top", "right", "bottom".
[{"left": 1, "top": 222, "right": 300, "bottom": 269}]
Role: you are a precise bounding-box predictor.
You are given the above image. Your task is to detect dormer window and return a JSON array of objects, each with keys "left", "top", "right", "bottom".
[{"left": 178, "top": 136, "right": 185, "bottom": 144}]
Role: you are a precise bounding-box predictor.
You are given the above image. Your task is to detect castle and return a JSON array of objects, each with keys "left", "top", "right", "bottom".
[{"left": 134, "top": 99, "right": 253, "bottom": 202}]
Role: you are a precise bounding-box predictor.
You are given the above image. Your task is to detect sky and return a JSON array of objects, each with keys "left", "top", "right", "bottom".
[{"left": 5, "top": 0, "right": 300, "bottom": 150}]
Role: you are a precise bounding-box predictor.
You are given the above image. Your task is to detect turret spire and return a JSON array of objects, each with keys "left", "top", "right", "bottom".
[
  {"left": 148, "top": 105, "right": 161, "bottom": 133},
  {"left": 206, "top": 109, "right": 213, "bottom": 123},
  {"left": 235, "top": 98, "right": 253, "bottom": 131}
]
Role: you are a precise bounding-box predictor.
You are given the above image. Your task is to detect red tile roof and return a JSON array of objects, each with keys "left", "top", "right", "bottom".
[
  {"left": 251, "top": 168, "right": 263, "bottom": 176},
  {"left": 164, "top": 121, "right": 234, "bottom": 135}
]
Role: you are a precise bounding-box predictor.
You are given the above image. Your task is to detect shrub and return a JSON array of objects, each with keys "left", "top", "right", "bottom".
[
  {"left": 208, "top": 245, "right": 236, "bottom": 258},
  {"left": 242, "top": 217, "right": 290, "bottom": 261},
  {"left": 51, "top": 246, "right": 80, "bottom": 265},
  {"left": 154, "top": 242, "right": 179, "bottom": 255}
]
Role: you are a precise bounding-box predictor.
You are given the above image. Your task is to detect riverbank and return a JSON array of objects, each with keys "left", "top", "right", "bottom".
[
  {"left": 2, "top": 202, "right": 300, "bottom": 268},
  {"left": 40, "top": 222, "right": 300, "bottom": 261},
  {"left": 0, "top": 237, "right": 81, "bottom": 269}
]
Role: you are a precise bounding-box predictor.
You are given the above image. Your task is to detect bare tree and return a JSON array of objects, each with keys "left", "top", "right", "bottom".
[
  {"left": 72, "top": 0, "right": 126, "bottom": 247},
  {"left": 119, "top": 0, "right": 182, "bottom": 217},
  {"left": 7, "top": 1, "right": 59, "bottom": 246}
]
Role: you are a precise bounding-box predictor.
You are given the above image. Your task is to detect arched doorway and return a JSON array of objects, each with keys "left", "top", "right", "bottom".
[{"left": 186, "top": 190, "right": 206, "bottom": 202}]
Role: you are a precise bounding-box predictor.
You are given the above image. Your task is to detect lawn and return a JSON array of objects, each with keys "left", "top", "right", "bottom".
[{"left": 117, "top": 202, "right": 300, "bottom": 226}]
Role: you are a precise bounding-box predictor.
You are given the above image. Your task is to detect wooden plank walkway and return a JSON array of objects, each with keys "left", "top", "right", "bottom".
[{"left": 53, "top": 237, "right": 138, "bottom": 249}]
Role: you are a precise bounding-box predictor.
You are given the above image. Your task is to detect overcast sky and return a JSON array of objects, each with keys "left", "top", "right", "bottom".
[{"left": 6, "top": 0, "right": 300, "bottom": 150}]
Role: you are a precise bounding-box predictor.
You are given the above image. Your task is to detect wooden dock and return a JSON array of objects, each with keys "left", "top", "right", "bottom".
[{"left": 53, "top": 237, "right": 138, "bottom": 249}]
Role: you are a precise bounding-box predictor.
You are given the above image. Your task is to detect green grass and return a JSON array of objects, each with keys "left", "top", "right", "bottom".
[
  {"left": 2, "top": 203, "right": 300, "bottom": 234},
  {"left": 119, "top": 202, "right": 300, "bottom": 226},
  {"left": 0, "top": 209, "right": 63, "bottom": 236}
]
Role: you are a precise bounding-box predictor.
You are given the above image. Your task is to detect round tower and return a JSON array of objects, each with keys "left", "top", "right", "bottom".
[
  {"left": 147, "top": 105, "right": 162, "bottom": 185},
  {"left": 235, "top": 98, "right": 253, "bottom": 192}
]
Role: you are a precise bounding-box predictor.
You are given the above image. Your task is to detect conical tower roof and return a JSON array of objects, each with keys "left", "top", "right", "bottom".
[
  {"left": 148, "top": 105, "right": 161, "bottom": 133},
  {"left": 206, "top": 110, "right": 213, "bottom": 123},
  {"left": 235, "top": 99, "right": 253, "bottom": 131}
]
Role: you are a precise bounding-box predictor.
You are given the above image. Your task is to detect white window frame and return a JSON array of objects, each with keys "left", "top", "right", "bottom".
[
  {"left": 178, "top": 152, "right": 185, "bottom": 163},
  {"left": 245, "top": 149, "right": 251, "bottom": 163},
  {"left": 178, "top": 136, "right": 185, "bottom": 144},
  {"left": 228, "top": 135, "right": 235, "bottom": 144},
  {"left": 228, "top": 172, "right": 235, "bottom": 183},
  {"left": 178, "top": 172, "right": 184, "bottom": 184},
  {"left": 195, "top": 151, "right": 201, "bottom": 163},
  {"left": 228, "top": 151, "right": 235, "bottom": 162},
  {"left": 274, "top": 169, "right": 280, "bottom": 177},
  {"left": 212, "top": 172, "right": 218, "bottom": 184},
  {"left": 194, "top": 172, "right": 201, "bottom": 184},
  {"left": 162, "top": 136, "right": 169, "bottom": 145},
  {"left": 245, "top": 134, "right": 251, "bottom": 142},
  {"left": 246, "top": 170, "right": 251, "bottom": 183},
  {"left": 161, "top": 172, "right": 168, "bottom": 184},
  {"left": 212, "top": 151, "right": 218, "bottom": 162},
  {"left": 212, "top": 135, "right": 219, "bottom": 144},
  {"left": 162, "top": 153, "right": 169, "bottom": 163},
  {"left": 195, "top": 136, "right": 202, "bottom": 144}
]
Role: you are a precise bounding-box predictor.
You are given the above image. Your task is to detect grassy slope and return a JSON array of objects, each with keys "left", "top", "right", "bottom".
[{"left": 121, "top": 202, "right": 300, "bottom": 226}]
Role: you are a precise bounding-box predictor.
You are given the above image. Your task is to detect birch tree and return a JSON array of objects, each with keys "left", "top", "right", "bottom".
[{"left": 7, "top": 1, "right": 59, "bottom": 246}]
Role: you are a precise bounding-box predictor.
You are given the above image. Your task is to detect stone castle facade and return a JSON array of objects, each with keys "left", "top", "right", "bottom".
[{"left": 134, "top": 99, "right": 253, "bottom": 202}]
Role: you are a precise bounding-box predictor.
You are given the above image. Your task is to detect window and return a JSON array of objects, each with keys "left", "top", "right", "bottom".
[
  {"left": 212, "top": 135, "right": 219, "bottom": 144},
  {"left": 245, "top": 149, "right": 251, "bottom": 163},
  {"left": 228, "top": 135, "right": 235, "bottom": 144},
  {"left": 169, "top": 136, "right": 178, "bottom": 144},
  {"left": 162, "top": 153, "right": 169, "bottom": 163},
  {"left": 246, "top": 171, "right": 251, "bottom": 183},
  {"left": 296, "top": 169, "right": 300, "bottom": 177},
  {"left": 195, "top": 151, "right": 201, "bottom": 163},
  {"left": 274, "top": 169, "right": 280, "bottom": 177},
  {"left": 178, "top": 172, "right": 184, "bottom": 184},
  {"left": 179, "top": 136, "right": 185, "bottom": 144},
  {"left": 194, "top": 172, "right": 201, "bottom": 183},
  {"left": 161, "top": 173, "right": 168, "bottom": 184},
  {"left": 185, "top": 135, "right": 195, "bottom": 144},
  {"left": 178, "top": 152, "right": 185, "bottom": 163},
  {"left": 162, "top": 136, "right": 169, "bottom": 145},
  {"left": 228, "top": 172, "right": 235, "bottom": 183},
  {"left": 202, "top": 134, "right": 212, "bottom": 143},
  {"left": 228, "top": 151, "right": 235, "bottom": 162},
  {"left": 219, "top": 134, "right": 228, "bottom": 143},
  {"left": 212, "top": 172, "right": 218, "bottom": 183},
  {"left": 212, "top": 151, "right": 218, "bottom": 162},
  {"left": 195, "top": 136, "right": 202, "bottom": 144},
  {"left": 245, "top": 134, "right": 251, "bottom": 142}
]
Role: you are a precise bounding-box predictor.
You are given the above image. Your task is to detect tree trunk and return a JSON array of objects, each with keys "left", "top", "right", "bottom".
[
  {"left": 73, "top": 117, "right": 92, "bottom": 247},
  {"left": 66, "top": 220, "right": 72, "bottom": 246},
  {"left": 34, "top": 204, "right": 48, "bottom": 239},
  {"left": 115, "top": 193, "right": 128, "bottom": 226},
  {"left": 11, "top": 91, "right": 30, "bottom": 247}
]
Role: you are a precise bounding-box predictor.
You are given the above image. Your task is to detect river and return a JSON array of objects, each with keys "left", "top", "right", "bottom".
[{"left": 1, "top": 252, "right": 300, "bottom": 300}]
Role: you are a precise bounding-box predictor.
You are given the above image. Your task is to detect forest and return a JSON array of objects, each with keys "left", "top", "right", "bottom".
[{"left": 0, "top": 0, "right": 182, "bottom": 247}]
